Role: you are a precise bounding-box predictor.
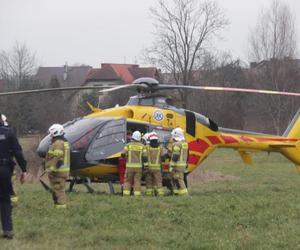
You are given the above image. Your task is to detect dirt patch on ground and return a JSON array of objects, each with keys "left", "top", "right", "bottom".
[{"left": 189, "top": 169, "right": 240, "bottom": 183}]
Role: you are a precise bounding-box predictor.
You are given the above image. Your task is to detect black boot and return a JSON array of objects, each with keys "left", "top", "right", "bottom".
[{"left": 3, "top": 230, "right": 14, "bottom": 239}]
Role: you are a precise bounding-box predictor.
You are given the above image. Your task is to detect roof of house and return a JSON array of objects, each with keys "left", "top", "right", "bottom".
[
  {"left": 35, "top": 65, "right": 92, "bottom": 87},
  {"left": 85, "top": 66, "right": 120, "bottom": 82},
  {"left": 129, "top": 67, "right": 159, "bottom": 80},
  {"left": 85, "top": 63, "right": 160, "bottom": 84}
]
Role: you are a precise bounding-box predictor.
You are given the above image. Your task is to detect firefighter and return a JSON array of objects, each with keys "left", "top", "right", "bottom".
[
  {"left": 45, "top": 124, "right": 70, "bottom": 208},
  {"left": 170, "top": 127, "right": 189, "bottom": 195},
  {"left": 142, "top": 133, "right": 153, "bottom": 196},
  {"left": 123, "top": 131, "right": 145, "bottom": 196},
  {"left": 0, "top": 113, "right": 27, "bottom": 239},
  {"left": 144, "top": 132, "right": 166, "bottom": 196}
]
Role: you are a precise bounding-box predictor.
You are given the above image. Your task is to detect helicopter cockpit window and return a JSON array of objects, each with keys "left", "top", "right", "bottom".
[
  {"left": 64, "top": 117, "right": 109, "bottom": 151},
  {"left": 86, "top": 119, "right": 126, "bottom": 161},
  {"left": 164, "top": 97, "right": 174, "bottom": 106},
  {"left": 37, "top": 117, "right": 108, "bottom": 157},
  {"left": 140, "top": 98, "right": 154, "bottom": 106},
  {"left": 127, "top": 96, "right": 174, "bottom": 109},
  {"left": 155, "top": 98, "right": 166, "bottom": 105},
  {"left": 127, "top": 96, "right": 139, "bottom": 106}
]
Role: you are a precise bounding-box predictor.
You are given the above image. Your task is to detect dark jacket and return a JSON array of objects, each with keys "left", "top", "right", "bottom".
[{"left": 0, "top": 124, "right": 27, "bottom": 172}]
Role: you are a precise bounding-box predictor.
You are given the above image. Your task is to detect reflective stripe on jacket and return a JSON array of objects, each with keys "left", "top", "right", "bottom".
[
  {"left": 45, "top": 139, "right": 70, "bottom": 173},
  {"left": 170, "top": 141, "right": 188, "bottom": 168},
  {"left": 124, "top": 142, "right": 145, "bottom": 168},
  {"left": 145, "top": 145, "right": 162, "bottom": 170}
]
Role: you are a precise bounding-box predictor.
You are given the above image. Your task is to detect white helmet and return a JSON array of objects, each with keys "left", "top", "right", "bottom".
[
  {"left": 142, "top": 133, "right": 150, "bottom": 144},
  {"left": 132, "top": 131, "right": 142, "bottom": 142},
  {"left": 171, "top": 127, "right": 185, "bottom": 141},
  {"left": 48, "top": 124, "right": 64, "bottom": 137},
  {"left": 1, "top": 114, "right": 8, "bottom": 126},
  {"left": 148, "top": 131, "right": 159, "bottom": 141}
]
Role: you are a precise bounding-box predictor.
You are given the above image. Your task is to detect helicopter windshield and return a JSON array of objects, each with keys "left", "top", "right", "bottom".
[
  {"left": 37, "top": 116, "right": 110, "bottom": 157},
  {"left": 127, "top": 96, "right": 173, "bottom": 108},
  {"left": 85, "top": 119, "right": 126, "bottom": 161}
]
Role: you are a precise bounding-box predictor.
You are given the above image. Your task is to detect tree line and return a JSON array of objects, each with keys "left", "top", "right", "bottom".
[{"left": 1, "top": 0, "right": 299, "bottom": 135}]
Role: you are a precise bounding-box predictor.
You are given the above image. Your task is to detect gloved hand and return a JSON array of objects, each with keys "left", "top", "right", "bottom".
[
  {"left": 20, "top": 172, "right": 27, "bottom": 184},
  {"left": 169, "top": 165, "right": 174, "bottom": 172}
]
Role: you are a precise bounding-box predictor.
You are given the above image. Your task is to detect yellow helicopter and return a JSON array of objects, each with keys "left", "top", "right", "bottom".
[{"left": 2, "top": 77, "right": 300, "bottom": 192}]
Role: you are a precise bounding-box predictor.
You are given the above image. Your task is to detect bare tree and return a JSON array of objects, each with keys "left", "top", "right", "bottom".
[
  {"left": 249, "top": 0, "right": 296, "bottom": 62},
  {"left": 0, "top": 42, "right": 41, "bottom": 133},
  {"left": 248, "top": 0, "right": 299, "bottom": 134},
  {"left": 190, "top": 53, "right": 247, "bottom": 129},
  {"left": 144, "top": 0, "right": 228, "bottom": 108},
  {"left": 0, "top": 41, "right": 37, "bottom": 87}
]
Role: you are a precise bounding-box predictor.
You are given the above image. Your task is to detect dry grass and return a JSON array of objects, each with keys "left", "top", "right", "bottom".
[
  {"left": 189, "top": 169, "right": 240, "bottom": 183},
  {"left": 2, "top": 150, "right": 300, "bottom": 249},
  {"left": 19, "top": 135, "right": 43, "bottom": 182}
]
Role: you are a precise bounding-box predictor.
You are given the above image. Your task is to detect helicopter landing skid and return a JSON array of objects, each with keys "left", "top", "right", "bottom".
[
  {"left": 67, "top": 177, "right": 95, "bottom": 193},
  {"left": 67, "top": 177, "right": 116, "bottom": 195},
  {"left": 83, "top": 178, "right": 95, "bottom": 193},
  {"left": 108, "top": 181, "right": 115, "bottom": 195}
]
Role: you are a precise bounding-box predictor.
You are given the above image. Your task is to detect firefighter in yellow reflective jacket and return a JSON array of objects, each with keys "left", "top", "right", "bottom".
[
  {"left": 45, "top": 124, "right": 70, "bottom": 208},
  {"left": 170, "top": 128, "right": 188, "bottom": 195},
  {"left": 123, "top": 131, "right": 145, "bottom": 196},
  {"left": 142, "top": 133, "right": 152, "bottom": 195},
  {"left": 144, "top": 132, "right": 166, "bottom": 196}
]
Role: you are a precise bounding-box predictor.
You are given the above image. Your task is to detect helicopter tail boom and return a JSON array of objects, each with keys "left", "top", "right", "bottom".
[
  {"left": 259, "top": 107, "right": 300, "bottom": 170},
  {"left": 283, "top": 107, "right": 300, "bottom": 138}
]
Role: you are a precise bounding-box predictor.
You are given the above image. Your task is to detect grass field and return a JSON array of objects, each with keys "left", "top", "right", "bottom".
[{"left": 2, "top": 149, "right": 300, "bottom": 250}]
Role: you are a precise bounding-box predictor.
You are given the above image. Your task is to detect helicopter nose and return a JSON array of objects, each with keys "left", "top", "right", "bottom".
[{"left": 37, "top": 135, "right": 51, "bottom": 158}]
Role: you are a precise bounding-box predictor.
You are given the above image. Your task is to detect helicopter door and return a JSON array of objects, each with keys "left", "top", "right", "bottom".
[{"left": 85, "top": 118, "right": 126, "bottom": 161}]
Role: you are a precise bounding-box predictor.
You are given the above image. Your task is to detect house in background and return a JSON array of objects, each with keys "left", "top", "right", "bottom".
[
  {"left": 79, "top": 63, "right": 162, "bottom": 112},
  {"left": 35, "top": 63, "right": 161, "bottom": 115},
  {"left": 35, "top": 63, "right": 92, "bottom": 88},
  {"left": 85, "top": 63, "right": 161, "bottom": 86},
  {"left": 34, "top": 63, "right": 93, "bottom": 116}
]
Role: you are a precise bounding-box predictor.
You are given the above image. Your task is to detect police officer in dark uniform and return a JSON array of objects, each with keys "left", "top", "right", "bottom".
[{"left": 0, "top": 114, "right": 27, "bottom": 239}]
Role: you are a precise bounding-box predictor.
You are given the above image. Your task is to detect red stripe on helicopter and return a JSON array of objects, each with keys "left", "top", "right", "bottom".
[
  {"left": 221, "top": 135, "right": 239, "bottom": 144},
  {"left": 189, "top": 139, "right": 210, "bottom": 153},
  {"left": 255, "top": 137, "right": 299, "bottom": 142},
  {"left": 240, "top": 136, "right": 254, "bottom": 142},
  {"left": 206, "top": 136, "right": 221, "bottom": 145},
  {"left": 188, "top": 154, "right": 200, "bottom": 165}
]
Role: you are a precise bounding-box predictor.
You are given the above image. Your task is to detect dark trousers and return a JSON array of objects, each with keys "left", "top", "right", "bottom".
[{"left": 0, "top": 165, "right": 13, "bottom": 232}]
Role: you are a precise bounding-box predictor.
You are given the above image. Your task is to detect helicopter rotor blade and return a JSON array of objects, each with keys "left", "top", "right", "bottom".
[
  {"left": 157, "top": 84, "right": 300, "bottom": 97},
  {"left": 1, "top": 78, "right": 300, "bottom": 97},
  {"left": 98, "top": 84, "right": 132, "bottom": 93},
  {"left": 0, "top": 85, "right": 115, "bottom": 97},
  {"left": 98, "top": 83, "right": 148, "bottom": 93}
]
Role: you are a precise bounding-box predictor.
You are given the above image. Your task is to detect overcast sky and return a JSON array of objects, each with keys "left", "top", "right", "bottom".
[{"left": 1, "top": 0, "right": 299, "bottom": 67}]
